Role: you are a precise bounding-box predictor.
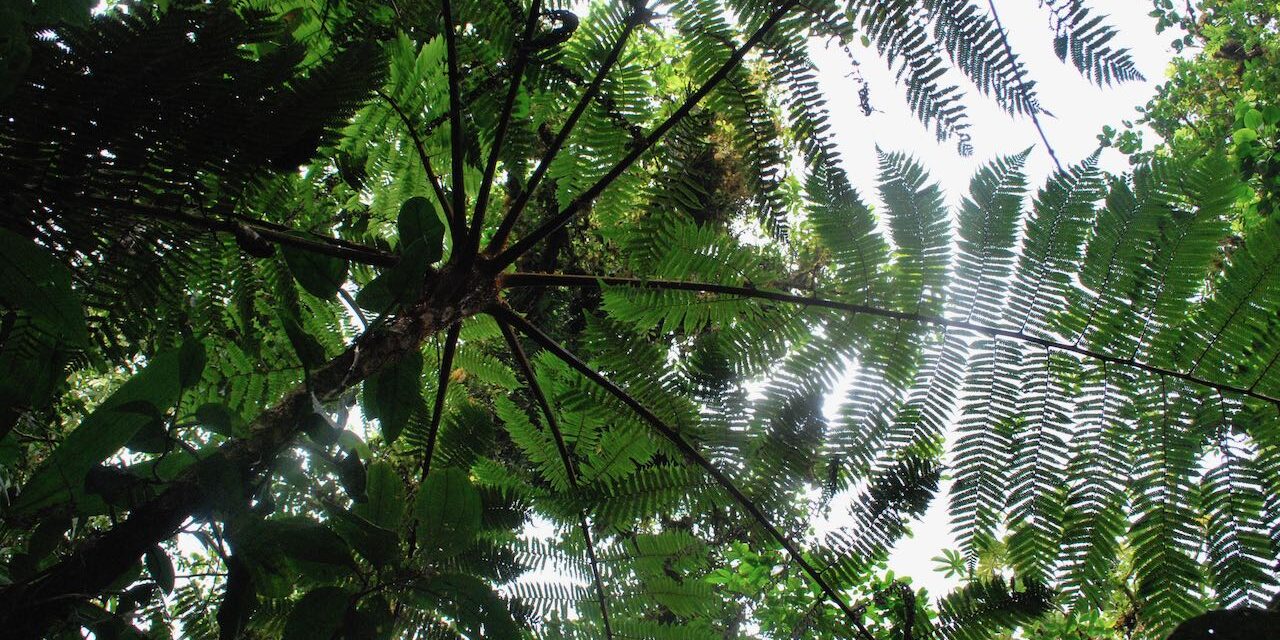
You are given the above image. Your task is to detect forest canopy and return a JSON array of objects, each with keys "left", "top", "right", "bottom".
[{"left": 0, "top": 0, "right": 1278, "bottom": 639}]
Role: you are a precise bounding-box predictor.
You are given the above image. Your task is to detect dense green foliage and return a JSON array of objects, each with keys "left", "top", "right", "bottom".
[{"left": 0, "top": 0, "right": 1275, "bottom": 639}]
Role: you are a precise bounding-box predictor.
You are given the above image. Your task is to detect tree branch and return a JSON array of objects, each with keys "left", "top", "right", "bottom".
[
  {"left": 487, "top": 0, "right": 801, "bottom": 272},
  {"left": 492, "top": 305, "right": 874, "bottom": 640},
  {"left": 500, "top": 272, "right": 1280, "bottom": 408},
  {"left": 486, "top": 1, "right": 651, "bottom": 254},
  {"left": 497, "top": 319, "right": 613, "bottom": 639},
  {"left": 470, "top": 0, "right": 543, "bottom": 262}
]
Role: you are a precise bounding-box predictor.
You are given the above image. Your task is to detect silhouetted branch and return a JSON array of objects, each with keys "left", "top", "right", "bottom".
[
  {"left": 497, "top": 319, "right": 613, "bottom": 639},
  {"left": 488, "top": 0, "right": 802, "bottom": 271},
  {"left": 501, "top": 272, "right": 1280, "bottom": 408},
  {"left": 486, "top": 1, "right": 652, "bottom": 254},
  {"left": 493, "top": 305, "right": 875, "bottom": 640}
]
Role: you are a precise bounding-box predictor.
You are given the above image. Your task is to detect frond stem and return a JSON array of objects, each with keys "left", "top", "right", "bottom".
[
  {"left": 442, "top": 0, "right": 469, "bottom": 259},
  {"left": 73, "top": 193, "right": 396, "bottom": 267},
  {"left": 497, "top": 319, "right": 579, "bottom": 484},
  {"left": 488, "top": 0, "right": 801, "bottom": 271},
  {"left": 419, "top": 322, "right": 461, "bottom": 482},
  {"left": 578, "top": 512, "right": 614, "bottom": 637},
  {"left": 486, "top": 1, "right": 652, "bottom": 254},
  {"left": 492, "top": 305, "right": 875, "bottom": 640},
  {"left": 375, "top": 89, "right": 461, "bottom": 247},
  {"left": 985, "top": 0, "right": 1063, "bottom": 173},
  {"left": 471, "top": 0, "right": 543, "bottom": 259},
  {"left": 500, "top": 272, "right": 1280, "bottom": 408},
  {"left": 497, "top": 318, "right": 613, "bottom": 638}
]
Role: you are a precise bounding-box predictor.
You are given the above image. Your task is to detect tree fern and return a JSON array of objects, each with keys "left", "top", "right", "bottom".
[{"left": 3, "top": 3, "right": 1276, "bottom": 640}]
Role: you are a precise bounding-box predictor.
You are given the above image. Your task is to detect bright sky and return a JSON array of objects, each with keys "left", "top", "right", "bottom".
[{"left": 809, "top": 0, "right": 1179, "bottom": 598}]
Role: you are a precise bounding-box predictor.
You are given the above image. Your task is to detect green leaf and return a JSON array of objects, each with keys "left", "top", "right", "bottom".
[
  {"left": 239, "top": 517, "right": 356, "bottom": 587},
  {"left": 368, "top": 351, "right": 422, "bottom": 444},
  {"left": 335, "top": 449, "right": 367, "bottom": 500},
  {"left": 408, "top": 573, "right": 519, "bottom": 640},
  {"left": 269, "top": 518, "right": 354, "bottom": 568},
  {"left": 1233, "top": 128, "right": 1259, "bottom": 144},
  {"left": 354, "top": 461, "right": 405, "bottom": 530},
  {"left": 118, "top": 401, "right": 168, "bottom": 454},
  {"left": 0, "top": 228, "right": 88, "bottom": 348},
  {"left": 282, "top": 245, "right": 349, "bottom": 299},
  {"left": 414, "top": 467, "right": 481, "bottom": 559},
  {"left": 145, "top": 545, "right": 175, "bottom": 594},
  {"left": 27, "top": 516, "right": 69, "bottom": 559},
  {"left": 302, "top": 411, "right": 340, "bottom": 446},
  {"left": 283, "top": 587, "right": 352, "bottom": 640},
  {"left": 31, "top": 0, "right": 94, "bottom": 26},
  {"left": 355, "top": 239, "right": 433, "bottom": 313},
  {"left": 195, "top": 403, "right": 240, "bottom": 438},
  {"left": 1244, "top": 108, "right": 1264, "bottom": 130},
  {"left": 281, "top": 314, "right": 328, "bottom": 370},
  {"left": 178, "top": 339, "right": 207, "bottom": 388},
  {"left": 11, "top": 347, "right": 189, "bottom": 515},
  {"left": 326, "top": 505, "right": 399, "bottom": 567},
  {"left": 397, "top": 196, "right": 445, "bottom": 263}
]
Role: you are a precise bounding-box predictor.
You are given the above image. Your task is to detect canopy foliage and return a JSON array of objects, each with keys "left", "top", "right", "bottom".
[{"left": 0, "top": 0, "right": 1276, "bottom": 639}]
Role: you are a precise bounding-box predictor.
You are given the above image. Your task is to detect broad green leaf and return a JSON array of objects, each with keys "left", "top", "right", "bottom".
[
  {"left": 1244, "top": 108, "right": 1264, "bottom": 130},
  {"left": 194, "top": 403, "right": 240, "bottom": 438},
  {"left": 145, "top": 545, "right": 175, "bottom": 594},
  {"left": 355, "top": 239, "right": 433, "bottom": 313},
  {"left": 27, "top": 516, "right": 69, "bottom": 559},
  {"left": 327, "top": 505, "right": 399, "bottom": 567},
  {"left": 335, "top": 449, "right": 366, "bottom": 500},
  {"left": 118, "top": 400, "right": 168, "bottom": 454},
  {"left": 283, "top": 586, "right": 352, "bottom": 640},
  {"left": 1233, "top": 128, "right": 1259, "bottom": 144},
  {"left": 11, "top": 344, "right": 198, "bottom": 515},
  {"left": 238, "top": 517, "right": 355, "bottom": 591},
  {"left": 178, "top": 339, "right": 207, "bottom": 388},
  {"left": 281, "top": 314, "right": 328, "bottom": 370},
  {"left": 282, "top": 245, "right": 349, "bottom": 299},
  {"left": 354, "top": 461, "right": 405, "bottom": 530},
  {"left": 368, "top": 350, "right": 422, "bottom": 444},
  {"left": 350, "top": 594, "right": 394, "bottom": 640},
  {"left": 265, "top": 517, "right": 355, "bottom": 569},
  {"left": 0, "top": 228, "right": 88, "bottom": 348},
  {"left": 397, "top": 196, "right": 445, "bottom": 263},
  {"left": 413, "top": 467, "right": 481, "bottom": 559},
  {"left": 31, "top": 0, "right": 94, "bottom": 26},
  {"left": 408, "top": 573, "right": 519, "bottom": 640}
]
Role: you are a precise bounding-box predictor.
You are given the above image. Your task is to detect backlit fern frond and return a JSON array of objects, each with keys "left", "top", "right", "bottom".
[{"left": 1042, "top": 0, "right": 1145, "bottom": 86}]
